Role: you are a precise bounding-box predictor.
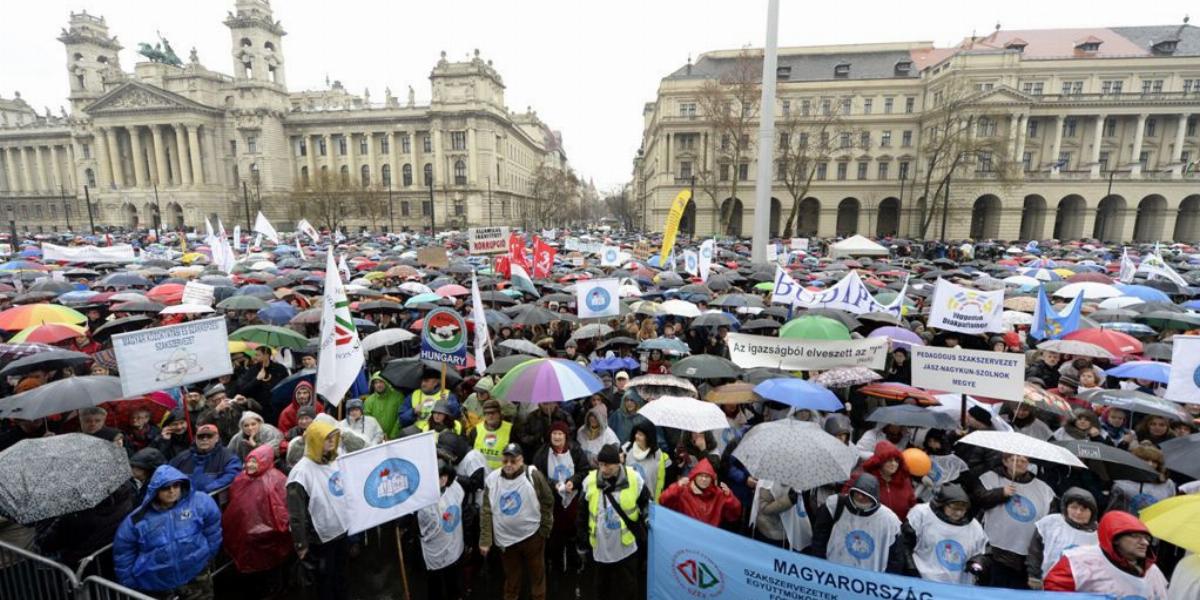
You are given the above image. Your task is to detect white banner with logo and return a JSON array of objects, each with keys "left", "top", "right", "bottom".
[
  {"left": 576, "top": 278, "right": 620, "bottom": 319},
  {"left": 911, "top": 346, "right": 1026, "bottom": 401},
  {"left": 1167, "top": 335, "right": 1200, "bottom": 405},
  {"left": 111, "top": 317, "right": 233, "bottom": 397},
  {"left": 927, "top": 278, "right": 1005, "bottom": 334},
  {"left": 600, "top": 245, "right": 622, "bottom": 267},
  {"left": 727, "top": 332, "right": 887, "bottom": 371},
  {"left": 468, "top": 226, "right": 510, "bottom": 255},
  {"left": 772, "top": 268, "right": 904, "bottom": 317},
  {"left": 42, "top": 243, "right": 136, "bottom": 263},
  {"left": 336, "top": 431, "right": 440, "bottom": 535}
]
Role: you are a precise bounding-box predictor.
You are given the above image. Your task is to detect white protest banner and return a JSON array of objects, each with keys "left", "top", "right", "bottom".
[
  {"left": 682, "top": 250, "right": 699, "bottom": 277},
  {"left": 468, "top": 226, "right": 509, "bottom": 255},
  {"left": 727, "top": 332, "right": 887, "bottom": 371},
  {"left": 911, "top": 346, "right": 1026, "bottom": 401},
  {"left": 773, "top": 269, "right": 903, "bottom": 317},
  {"left": 790, "top": 238, "right": 809, "bottom": 251},
  {"left": 698, "top": 239, "right": 715, "bottom": 282},
  {"left": 564, "top": 237, "right": 580, "bottom": 252},
  {"left": 181, "top": 281, "right": 215, "bottom": 306},
  {"left": 576, "top": 278, "right": 620, "bottom": 319},
  {"left": 928, "top": 278, "right": 1005, "bottom": 334},
  {"left": 771, "top": 267, "right": 802, "bottom": 305},
  {"left": 336, "top": 431, "right": 440, "bottom": 535},
  {"left": 254, "top": 211, "right": 280, "bottom": 243},
  {"left": 111, "top": 317, "right": 233, "bottom": 397},
  {"left": 42, "top": 243, "right": 136, "bottom": 263},
  {"left": 1167, "top": 335, "right": 1200, "bottom": 404},
  {"left": 600, "top": 246, "right": 622, "bottom": 267}
]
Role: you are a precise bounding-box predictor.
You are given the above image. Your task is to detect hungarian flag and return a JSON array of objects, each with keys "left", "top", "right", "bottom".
[
  {"left": 510, "top": 263, "right": 540, "bottom": 299},
  {"left": 507, "top": 232, "right": 529, "bottom": 269},
  {"left": 532, "top": 237, "right": 556, "bottom": 279},
  {"left": 317, "top": 250, "right": 365, "bottom": 406}
]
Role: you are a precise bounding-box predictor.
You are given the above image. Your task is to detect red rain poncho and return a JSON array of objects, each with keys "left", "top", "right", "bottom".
[{"left": 221, "top": 444, "right": 292, "bottom": 573}]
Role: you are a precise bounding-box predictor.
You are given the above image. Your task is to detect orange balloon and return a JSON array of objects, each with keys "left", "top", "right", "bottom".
[{"left": 902, "top": 448, "right": 932, "bottom": 477}]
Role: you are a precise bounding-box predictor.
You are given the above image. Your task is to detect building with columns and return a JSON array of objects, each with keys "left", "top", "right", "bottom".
[
  {"left": 632, "top": 23, "right": 1200, "bottom": 243},
  {"left": 0, "top": 0, "right": 569, "bottom": 233}
]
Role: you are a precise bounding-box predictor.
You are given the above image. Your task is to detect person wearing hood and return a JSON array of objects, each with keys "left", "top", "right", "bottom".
[
  {"left": 1004, "top": 402, "right": 1054, "bottom": 441},
  {"left": 419, "top": 398, "right": 463, "bottom": 436},
  {"left": 129, "top": 447, "right": 166, "bottom": 505},
  {"left": 223, "top": 444, "right": 291, "bottom": 588},
  {"left": 226, "top": 411, "right": 284, "bottom": 461},
  {"left": 753, "top": 482, "right": 814, "bottom": 552},
  {"left": 113, "top": 465, "right": 222, "bottom": 597},
  {"left": 168, "top": 423, "right": 243, "bottom": 493},
  {"left": 480, "top": 443, "right": 555, "bottom": 600},
  {"left": 151, "top": 408, "right": 192, "bottom": 461},
  {"left": 417, "top": 459, "right": 467, "bottom": 600},
  {"left": 966, "top": 452, "right": 1056, "bottom": 589},
  {"left": 277, "top": 381, "right": 323, "bottom": 435},
  {"left": 854, "top": 440, "right": 917, "bottom": 521},
  {"left": 1044, "top": 510, "right": 1168, "bottom": 597},
  {"left": 533, "top": 420, "right": 590, "bottom": 574},
  {"left": 462, "top": 376, "right": 515, "bottom": 429},
  {"left": 607, "top": 390, "right": 645, "bottom": 444},
  {"left": 622, "top": 419, "right": 671, "bottom": 503},
  {"left": 1051, "top": 408, "right": 1108, "bottom": 443},
  {"left": 576, "top": 404, "right": 619, "bottom": 467},
  {"left": 810, "top": 473, "right": 907, "bottom": 574},
  {"left": 339, "top": 398, "right": 384, "bottom": 445},
  {"left": 286, "top": 421, "right": 349, "bottom": 600},
  {"left": 658, "top": 458, "right": 741, "bottom": 527},
  {"left": 363, "top": 374, "right": 404, "bottom": 439},
  {"left": 577, "top": 443, "right": 650, "bottom": 597},
  {"left": 902, "top": 484, "right": 988, "bottom": 584},
  {"left": 1026, "top": 487, "right": 1099, "bottom": 589},
  {"left": 1108, "top": 444, "right": 1176, "bottom": 515},
  {"left": 399, "top": 372, "right": 460, "bottom": 431}
]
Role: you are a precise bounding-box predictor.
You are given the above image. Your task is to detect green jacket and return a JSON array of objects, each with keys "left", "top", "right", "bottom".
[{"left": 363, "top": 374, "right": 405, "bottom": 439}]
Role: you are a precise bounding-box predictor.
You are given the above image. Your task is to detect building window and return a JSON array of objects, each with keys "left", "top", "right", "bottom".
[
  {"left": 380, "top": 135, "right": 389, "bottom": 155},
  {"left": 834, "top": 63, "right": 850, "bottom": 78},
  {"left": 454, "top": 160, "right": 466, "bottom": 185},
  {"left": 422, "top": 199, "right": 432, "bottom": 216},
  {"left": 1139, "top": 151, "right": 1150, "bottom": 169},
  {"left": 856, "top": 162, "right": 869, "bottom": 179},
  {"left": 737, "top": 163, "right": 749, "bottom": 181},
  {"left": 1104, "top": 118, "right": 1117, "bottom": 137},
  {"left": 801, "top": 99, "right": 811, "bottom": 116},
  {"left": 836, "top": 162, "right": 847, "bottom": 180},
  {"left": 1101, "top": 80, "right": 1124, "bottom": 95},
  {"left": 880, "top": 131, "right": 892, "bottom": 147},
  {"left": 246, "top": 135, "right": 257, "bottom": 154},
  {"left": 298, "top": 139, "right": 307, "bottom": 156},
  {"left": 781, "top": 100, "right": 790, "bottom": 117},
  {"left": 1057, "top": 152, "right": 1071, "bottom": 170},
  {"left": 300, "top": 166, "right": 309, "bottom": 187},
  {"left": 423, "top": 163, "right": 433, "bottom": 185},
  {"left": 454, "top": 200, "right": 464, "bottom": 217},
  {"left": 859, "top": 131, "right": 870, "bottom": 148},
  {"left": 798, "top": 132, "right": 809, "bottom": 148},
  {"left": 1064, "top": 118, "right": 1077, "bottom": 138},
  {"left": 1098, "top": 151, "right": 1110, "bottom": 172},
  {"left": 976, "top": 151, "right": 993, "bottom": 173},
  {"left": 1146, "top": 118, "right": 1157, "bottom": 137},
  {"left": 680, "top": 161, "right": 692, "bottom": 180},
  {"left": 841, "top": 98, "right": 852, "bottom": 114},
  {"left": 720, "top": 135, "right": 730, "bottom": 151},
  {"left": 977, "top": 118, "right": 997, "bottom": 137},
  {"left": 976, "top": 82, "right": 995, "bottom": 92},
  {"left": 778, "top": 133, "right": 790, "bottom": 150},
  {"left": 81, "top": 144, "right": 90, "bottom": 159},
  {"left": 839, "top": 132, "right": 851, "bottom": 148},
  {"left": 1188, "top": 117, "right": 1197, "bottom": 137},
  {"left": 677, "top": 134, "right": 696, "bottom": 151},
  {"left": 820, "top": 131, "right": 830, "bottom": 148},
  {"left": 1022, "top": 152, "right": 1033, "bottom": 172},
  {"left": 422, "top": 135, "right": 432, "bottom": 153},
  {"left": 884, "top": 98, "right": 894, "bottom": 114},
  {"left": 85, "top": 168, "right": 96, "bottom": 187},
  {"left": 400, "top": 200, "right": 410, "bottom": 217},
  {"left": 35, "top": 205, "right": 43, "bottom": 219},
  {"left": 355, "top": 136, "right": 366, "bottom": 155},
  {"left": 339, "top": 165, "right": 349, "bottom": 186},
  {"left": 821, "top": 99, "right": 832, "bottom": 116},
  {"left": 863, "top": 98, "right": 873, "bottom": 114},
  {"left": 1142, "top": 79, "right": 1164, "bottom": 94},
  {"left": 898, "top": 161, "right": 910, "bottom": 180},
  {"left": 230, "top": 140, "right": 237, "bottom": 156},
  {"left": 451, "top": 131, "right": 467, "bottom": 151},
  {"left": 378, "top": 164, "right": 390, "bottom": 187},
  {"left": 360, "top": 165, "right": 370, "bottom": 187},
  {"left": 249, "top": 162, "right": 260, "bottom": 183},
  {"left": 1021, "top": 81, "right": 1044, "bottom": 95},
  {"left": 337, "top": 136, "right": 347, "bottom": 156},
  {"left": 878, "top": 162, "right": 889, "bottom": 180},
  {"left": 318, "top": 137, "right": 327, "bottom": 156},
  {"left": 401, "top": 164, "right": 413, "bottom": 186},
  {"left": 400, "top": 134, "right": 411, "bottom": 153},
  {"left": 1028, "top": 120, "right": 1039, "bottom": 138},
  {"left": 1061, "top": 81, "right": 1083, "bottom": 95},
  {"left": 50, "top": 204, "right": 57, "bottom": 219},
  {"left": 679, "top": 102, "right": 696, "bottom": 118},
  {"left": 816, "top": 162, "right": 828, "bottom": 180},
  {"left": 901, "top": 130, "right": 912, "bottom": 147},
  {"left": 905, "top": 97, "right": 915, "bottom": 113}
]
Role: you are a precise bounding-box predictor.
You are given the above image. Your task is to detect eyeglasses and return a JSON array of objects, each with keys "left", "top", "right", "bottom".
[{"left": 197, "top": 433, "right": 217, "bottom": 440}]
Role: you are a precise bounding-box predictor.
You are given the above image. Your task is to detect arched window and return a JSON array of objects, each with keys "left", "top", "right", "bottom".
[
  {"left": 85, "top": 168, "right": 96, "bottom": 187},
  {"left": 381, "top": 164, "right": 392, "bottom": 187},
  {"left": 454, "top": 160, "right": 467, "bottom": 185},
  {"left": 241, "top": 38, "right": 253, "bottom": 48},
  {"left": 423, "top": 163, "right": 433, "bottom": 186},
  {"left": 360, "top": 165, "right": 370, "bottom": 187},
  {"left": 264, "top": 41, "right": 275, "bottom": 52},
  {"left": 339, "top": 165, "right": 350, "bottom": 186},
  {"left": 402, "top": 164, "right": 413, "bottom": 186},
  {"left": 73, "top": 53, "right": 83, "bottom": 62},
  {"left": 300, "top": 166, "right": 309, "bottom": 187}
]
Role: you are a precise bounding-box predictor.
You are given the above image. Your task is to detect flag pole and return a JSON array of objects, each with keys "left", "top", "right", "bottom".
[{"left": 394, "top": 525, "right": 412, "bottom": 600}]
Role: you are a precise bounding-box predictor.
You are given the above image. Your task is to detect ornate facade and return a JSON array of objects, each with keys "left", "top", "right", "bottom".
[
  {"left": 633, "top": 24, "right": 1200, "bottom": 242},
  {"left": 0, "top": 0, "right": 568, "bottom": 233}
]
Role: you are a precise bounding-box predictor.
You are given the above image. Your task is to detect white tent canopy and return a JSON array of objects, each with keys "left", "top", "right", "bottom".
[{"left": 829, "top": 235, "right": 889, "bottom": 258}]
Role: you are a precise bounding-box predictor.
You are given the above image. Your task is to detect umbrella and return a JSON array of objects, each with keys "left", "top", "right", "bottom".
[
  {"left": 7, "top": 322, "right": 87, "bottom": 344},
  {"left": 1142, "top": 342, "right": 1173, "bottom": 361},
  {"left": 269, "top": 369, "right": 317, "bottom": 406},
  {"left": 491, "top": 358, "right": 604, "bottom": 404},
  {"left": 257, "top": 301, "right": 299, "bottom": 326},
  {"left": 867, "top": 326, "right": 923, "bottom": 349},
  {"left": 597, "top": 336, "right": 639, "bottom": 350},
  {"left": 1035, "top": 339, "right": 1115, "bottom": 360},
  {"left": 571, "top": 323, "right": 614, "bottom": 340},
  {"left": 812, "top": 366, "right": 882, "bottom": 388},
  {"left": 0, "top": 304, "right": 87, "bottom": 330},
  {"left": 91, "top": 315, "right": 154, "bottom": 342},
  {"left": 216, "top": 296, "right": 269, "bottom": 311},
  {"left": 1136, "top": 311, "right": 1200, "bottom": 330},
  {"left": 229, "top": 325, "right": 310, "bottom": 350},
  {"left": 0, "top": 376, "right": 125, "bottom": 420},
  {"left": 160, "top": 304, "right": 216, "bottom": 315},
  {"left": 0, "top": 349, "right": 92, "bottom": 377},
  {"left": 637, "top": 337, "right": 691, "bottom": 355},
  {"left": 705, "top": 382, "right": 756, "bottom": 404},
  {"left": 637, "top": 395, "right": 728, "bottom": 432},
  {"left": 741, "top": 318, "right": 782, "bottom": 332},
  {"left": 1061, "top": 329, "right": 1143, "bottom": 357},
  {"left": 1079, "top": 389, "right": 1188, "bottom": 421},
  {"left": 357, "top": 300, "right": 406, "bottom": 314},
  {"left": 867, "top": 405, "right": 959, "bottom": 430},
  {"left": 1051, "top": 440, "right": 1160, "bottom": 483},
  {"left": 361, "top": 328, "right": 416, "bottom": 352},
  {"left": 380, "top": 358, "right": 464, "bottom": 390},
  {"left": 1161, "top": 433, "right": 1200, "bottom": 479},
  {"left": 670, "top": 354, "right": 741, "bottom": 379},
  {"left": 1114, "top": 284, "right": 1172, "bottom": 303},
  {"left": 290, "top": 308, "right": 322, "bottom": 325},
  {"left": 484, "top": 354, "right": 539, "bottom": 376},
  {"left": 508, "top": 306, "right": 560, "bottom": 327},
  {"left": 498, "top": 338, "right": 548, "bottom": 357},
  {"left": 627, "top": 374, "right": 698, "bottom": 398},
  {"left": 1015, "top": 383, "right": 1075, "bottom": 417},
  {"left": 858, "top": 382, "right": 940, "bottom": 406},
  {"left": 1140, "top": 495, "right": 1200, "bottom": 553},
  {"left": 0, "top": 433, "right": 132, "bottom": 524},
  {"left": 753, "top": 378, "right": 843, "bottom": 411},
  {"left": 0, "top": 343, "right": 60, "bottom": 365},
  {"left": 732, "top": 420, "right": 859, "bottom": 491},
  {"left": 660, "top": 299, "right": 700, "bottom": 318},
  {"left": 1106, "top": 361, "right": 1171, "bottom": 384},
  {"left": 779, "top": 315, "right": 851, "bottom": 341},
  {"left": 1053, "top": 282, "right": 1121, "bottom": 300},
  {"left": 955, "top": 431, "right": 1085, "bottom": 467}
]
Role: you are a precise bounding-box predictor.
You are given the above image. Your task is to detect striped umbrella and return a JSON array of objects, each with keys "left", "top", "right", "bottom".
[
  {"left": 491, "top": 358, "right": 604, "bottom": 404},
  {"left": 0, "top": 304, "right": 87, "bottom": 331},
  {"left": 8, "top": 323, "right": 87, "bottom": 344}
]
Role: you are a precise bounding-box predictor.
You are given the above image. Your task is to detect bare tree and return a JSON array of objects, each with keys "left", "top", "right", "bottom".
[
  {"left": 603, "top": 184, "right": 636, "bottom": 230},
  {"left": 777, "top": 105, "right": 842, "bottom": 238},
  {"left": 356, "top": 185, "right": 389, "bottom": 232},
  {"left": 530, "top": 165, "right": 581, "bottom": 229},
  {"left": 914, "top": 76, "right": 1019, "bottom": 239},
  {"left": 291, "top": 169, "right": 351, "bottom": 233},
  {"left": 693, "top": 49, "right": 760, "bottom": 235}
]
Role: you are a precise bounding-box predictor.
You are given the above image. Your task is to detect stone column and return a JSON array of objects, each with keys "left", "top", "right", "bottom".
[
  {"left": 106, "top": 128, "right": 125, "bottom": 188},
  {"left": 1048, "top": 116, "right": 1065, "bottom": 176},
  {"left": 1130, "top": 114, "right": 1147, "bottom": 177},
  {"left": 34, "top": 146, "right": 50, "bottom": 192},
  {"left": 387, "top": 132, "right": 399, "bottom": 190},
  {"left": 203, "top": 126, "right": 220, "bottom": 187},
  {"left": 1014, "top": 116, "right": 1028, "bottom": 169},
  {"left": 166, "top": 131, "right": 181, "bottom": 186},
  {"left": 1007, "top": 114, "right": 1020, "bottom": 162},
  {"left": 366, "top": 131, "right": 378, "bottom": 187},
  {"left": 1171, "top": 114, "right": 1190, "bottom": 178},
  {"left": 172, "top": 124, "right": 192, "bottom": 186},
  {"left": 432, "top": 129, "right": 444, "bottom": 184},
  {"left": 2, "top": 148, "right": 19, "bottom": 192},
  {"left": 306, "top": 134, "right": 317, "bottom": 186},
  {"left": 324, "top": 133, "right": 335, "bottom": 175},
  {"left": 92, "top": 130, "right": 110, "bottom": 189},
  {"left": 50, "top": 146, "right": 64, "bottom": 190},
  {"left": 129, "top": 126, "right": 148, "bottom": 188},
  {"left": 346, "top": 132, "right": 358, "bottom": 187},
  {"left": 19, "top": 147, "right": 35, "bottom": 192},
  {"left": 1089, "top": 115, "right": 1106, "bottom": 177},
  {"left": 151, "top": 125, "right": 169, "bottom": 186},
  {"left": 467, "top": 127, "right": 477, "bottom": 184},
  {"left": 187, "top": 125, "right": 203, "bottom": 186}
]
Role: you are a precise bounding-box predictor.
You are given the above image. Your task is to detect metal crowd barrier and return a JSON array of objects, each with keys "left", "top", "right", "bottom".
[
  {"left": 79, "top": 576, "right": 155, "bottom": 600},
  {"left": 0, "top": 539, "right": 80, "bottom": 599}
]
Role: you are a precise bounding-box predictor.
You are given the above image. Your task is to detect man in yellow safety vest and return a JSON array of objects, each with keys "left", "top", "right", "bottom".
[
  {"left": 467, "top": 399, "right": 512, "bottom": 471},
  {"left": 578, "top": 444, "right": 650, "bottom": 597}
]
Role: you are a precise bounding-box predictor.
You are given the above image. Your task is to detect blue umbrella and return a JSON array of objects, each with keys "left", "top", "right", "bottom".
[
  {"left": 1115, "top": 284, "right": 1171, "bottom": 303},
  {"left": 236, "top": 284, "right": 276, "bottom": 299},
  {"left": 18, "top": 248, "right": 41, "bottom": 258},
  {"left": 1100, "top": 322, "right": 1157, "bottom": 336},
  {"left": 637, "top": 337, "right": 691, "bottom": 355},
  {"left": 57, "top": 290, "right": 100, "bottom": 304},
  {"left": 589, "top": 357, "right": 626, "bottom": 372},
  {"left": 1106, "top": 361, "right": 1171, "bottom": 384},
  {"left": 1184, "top": 300, "right": 1200, "bottom": 310},
  {"left": 257, "top": 301, "right": 299, "bottom": 325},
  {"left": 270, "top": 369, "right": 316, "bottom": 409},
  {"left": 752, "top": 378, "right": 843, "bottom": 412},
  {"left": 405, "top": 293, "right": 442, "bottom": 307}
]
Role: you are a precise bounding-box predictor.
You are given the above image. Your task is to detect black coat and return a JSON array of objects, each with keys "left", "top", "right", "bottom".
[{"left": 34, "top": 479, "right": 137, "bottom": 567}]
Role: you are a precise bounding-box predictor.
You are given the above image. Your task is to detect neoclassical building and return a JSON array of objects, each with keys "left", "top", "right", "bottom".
[
  {"left": 632, "top": 23, "right": 1200, "bottom": 243},
  {"left": 0, "top": 0, "right": 569, "bottom": 233}
]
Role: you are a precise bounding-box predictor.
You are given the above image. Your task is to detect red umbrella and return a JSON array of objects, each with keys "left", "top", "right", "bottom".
[
  {"left": 1062, "top": 329, "right": 1142, "bottom": 357},
  {"left": 859, "top": 382, "right": 942, "bottom": 406},
  {"left": 146, "top": 283, "right": 185, "bottom": 305},
  {"left": 435, "top": 284, "right": 469, "bottom": 298}
]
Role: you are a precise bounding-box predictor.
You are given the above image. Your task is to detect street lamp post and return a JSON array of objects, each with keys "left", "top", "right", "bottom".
[
  {"left": 152, "top": 182, "right": 163, "bottom": 234},
  {"left": 59, "top": 185, "right": 72, "bottom": 232},
  {"left": 387, "top": 179, "right": 394, "bottom": 233},
  {"left": 241, "top": 181, "right": 252, "bottom": 231},
  {"left": 427, "top": 175, "right": 436, "bottom": 235},
  {"left": 83, "top": 185, "right": 96, "bottom": 234}
]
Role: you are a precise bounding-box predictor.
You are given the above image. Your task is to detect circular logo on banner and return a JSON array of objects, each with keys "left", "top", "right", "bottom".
[
  {"left": 604, "top": 248, "right": 618, "bottom": 263},
  {"left": 936, "top": 539, "right": 968, "bottom": 571},
  {"left": 603, "top": 505, "right": 623, "bottom": 530},
  {"left": 327, "top": 471, "right": 345, "bottom": 497},
  {"left": 441, "top": 504, "right": 462, "bottom": 533},
  {"left": 1192, "top": 365, "right": 1200, "bottom": 388},
  {"left": 363, "top": 458, "right": 421, "bottom": 509},
  {"left": 552, "top": 464, "right": 572, "bottom": 483},
  {"left": 845, "top": 530, "right": 876, "bottom": 560},
  {"left": 700, "top": 246, "right": 712, "bottom": 259},
  {"left": 422, "top": 308, "right": 467, "bottom": 355},
  {"left": 929, "top": 461, "right": 944, "bottom": 483},
  {"left": 671, "top": 549, "right": 725, "bottom": 597},
  {"left": 499, "top": 490, "right": 523, "bottom": 516},
  {"left": 686, "top": 254, "right": 697, "bottom": 271},
  {"left": 1005, "top": 494, "right": 1038, "bottom": 522},
  {"left": 585, "top": 287, "right": 611, "bottom": 313}
]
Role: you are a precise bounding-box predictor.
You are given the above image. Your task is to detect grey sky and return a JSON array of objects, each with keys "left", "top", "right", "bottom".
[{"left": 2, "top": 1, "right": 1194, "bottom": 192}]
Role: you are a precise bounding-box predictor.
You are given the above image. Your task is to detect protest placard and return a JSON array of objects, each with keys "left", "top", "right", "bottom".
[
  {"left": 336, "top": 432, "right": 440, "bottom": 535},
  {"left": 911, "top": 346, "right": 1026, "bottom": 401},
  {"left": 111, "top": 318, "right": 233, "bottom": 397},
  {"left": 468, "top": 227, "right": 509, "bottom": 255},
  {"left": 928, "top": 278, "right": 1005, "bottom": 334},
  {"left": 42, "top": 243, "right": 136, "bottom": 263},
  {"left": 417, "top": 246, "right": 449, "bottom": 269},
  {"left": 181, "top": 281, "right": 215, "bottom": 306},
  {"left": 727, "top": 332, "right": 887, "bottom": 371}
]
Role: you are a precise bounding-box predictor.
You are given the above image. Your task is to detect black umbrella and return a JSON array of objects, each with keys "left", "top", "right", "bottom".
[
  {"left": 740, "top": 318, "right": 782, "bottom": 332},
  {"left": 1161, "top": 433, "right": 1200, "bottom": 479},
  {"left": 670, "top": 354, "right": 741, "bottom": 380},
  {"left": 381, "top": 357, "right": 464, "bottom": 390},
  {"left": 507, "top": 306, "right": 559, "bottom": 327},
  {"left": 1142, "top": 342, "right": 1173, "bottom": 361},
  {"left": 0, "top": 376, "right": 125, "bottom": 420},
  {"left": 92, "top": 315, "right": 154, "bottom": 342},
  {"left": 0, "top": 349, "right": 91, "bottom": 377},
  {"left": 0, "top": 433, "right": 131, "bottom": 524},
  {"left": 484, "top": 354, "right": 539, "bottom": 376},
  {"left": 1051, "top": 439, "right": 1160, "bottom": 482},
  {"left": 867, "top": 405, "right": 958, "bottom": 430},
  {"left": 597, "top": 336, "right": 639, "bottom": 350},
  {"left": 357, "top": 300, "right": 405, "bottom": 314}
]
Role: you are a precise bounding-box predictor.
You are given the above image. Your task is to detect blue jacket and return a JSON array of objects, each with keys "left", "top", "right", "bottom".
[
  {"left": 397, "top": 388, "right": 460, "bottom": 428},
  {"left": 112, "top": 465, "right": 222, "bottom": 592},
  {"left": 168, "top": 444, "right": 242, "bottom": 493}
]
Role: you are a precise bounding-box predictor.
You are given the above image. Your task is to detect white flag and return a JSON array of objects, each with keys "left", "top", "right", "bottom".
[
  {"left": 1167, "top": 335, "right": 1200, "bottom": 405},
  {"left": 204, "top": 218, "right": 214, "bottom": 240},
  {"left": 298, "top": 218, "right": 321, "bottom": 242},
  {"left": 698, "top": 239, "right": 715, "bottom": 283},
  {"left": 1137, "top": 248, "right": 1188, "bottom": 289},
  {"left": 335, "top": 229, "right": 347, "bottom": 243},
  {"left": 253, "top": 233, "right": 263, "bottom": 249},
  {"left": 335, "top": 432, "right": 440, "bottom": 535},
  {"left": 470, "top": 274, "right": 490, "bottom": 375},
  {"left": 317, "top": 250, "right": 365, "bottom": 406},
  {"left": 600, "top": 246, "right": 621, "bottom": 267},
  {"left": 232, "top": 225, "right": 241, "bottom": 252},
  {"left": 576, "top": 278, "right": 620, "bottom": 319},
  {"left": 1119, "top": 248, "right": 1137, "bottom": 284},
  {"left": 682, "top": 250, "right": 699, "bottom": 277},
  {"left": 338, "top": 254, "right": 352, "bottom": 282},
  {"left": 217, "top": 217, "right": 227, "bottom": 239},
  {"left": 254, "top": 211, "right": 280, "bottom": 243},
  {"left": 928, "top": 278, "right": 1005, "bottom": 334}
]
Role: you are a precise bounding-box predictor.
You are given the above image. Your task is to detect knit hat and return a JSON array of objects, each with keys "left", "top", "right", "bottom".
[
  {"left": 481, "top": 399, "right": 502, "bottom": 414},
  {"left": 548, "top": 420, "right": 571, "bottom": 438},
  {"left": 345, "top": 398, "right": 364, "bottom": 411},
  {"left": 203, "top": 383, "right": 225, "bottom": 398},
  {"left": 474, "top": 377, "right": 494, "bottom": 393},
  {"left": 297, "top": 405, "right": 317, "bottom": 419},
  {"left": 597, "top": 443, "right": 622, "bottom": 465},
  {"left": 967, "top": 405, "right": 994, "bottom": 428}
]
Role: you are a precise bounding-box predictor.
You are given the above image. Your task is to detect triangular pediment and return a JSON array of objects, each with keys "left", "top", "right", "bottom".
[
  {"left": 970, "top": 85, "right": 1037, "bottom": 106},
  {"left": 85, "top": 81, "right": 219, "bottom": 116}
]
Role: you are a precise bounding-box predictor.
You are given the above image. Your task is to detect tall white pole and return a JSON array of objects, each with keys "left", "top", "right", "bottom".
[{"left": 751, "top": 0, "right": 780, "bottom": 265}]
